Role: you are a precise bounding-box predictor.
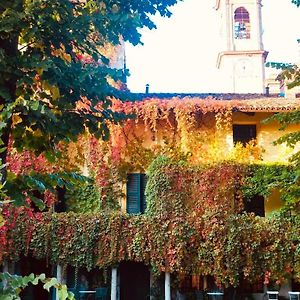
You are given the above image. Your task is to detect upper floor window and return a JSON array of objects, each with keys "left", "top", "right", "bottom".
[
  {"left": 234, "top": 7, "right": 251, "bottom": 39},
  {"left": 244, "top": 195, "right": 265, "bottom": 217},
  {"left": 126, "top": 173, "right": 147, "bottom": 214},
  {"left": 233, "top": 124, "right": 256, "bottom": 146},
  {"left": 54, "top": 186, "right": 66, "bottom": 213}
]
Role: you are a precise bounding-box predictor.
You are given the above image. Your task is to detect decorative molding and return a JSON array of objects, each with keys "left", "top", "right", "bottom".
[{"left": 216, "top": 50, "right": 268, "bottom": 68}]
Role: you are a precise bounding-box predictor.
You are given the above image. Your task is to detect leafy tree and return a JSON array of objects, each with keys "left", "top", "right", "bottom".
[
  {"left": 265, "top": 1, "right": 300, "bottom": 209},
  {"left": 0, "top": 0, "right": 179, "bottom": 206}
]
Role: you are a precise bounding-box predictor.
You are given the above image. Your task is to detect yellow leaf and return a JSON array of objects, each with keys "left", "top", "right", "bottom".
[
  {"left": 51, "top": 86, "right": 60, "bottom": 100},
  {"left": 0, "top": 213, "right": 4, "bottom": 227},
  {"left": 63, "top": 53, "right": 72, "bottom": 63},
  {"left": 37, "top": 68, "right": 44, "bottom": 75},
  {"left": 32, "top": 129, "right": 42, "bottom": 137},
  {"left": 42, "top": 80, "right": 51, "bottom": 91},
  {"left": 12, "top": 114, "right": 22, "bottom": 126},
  {"left": 25, "top": 126, "right": 34, "bottom": 133}
]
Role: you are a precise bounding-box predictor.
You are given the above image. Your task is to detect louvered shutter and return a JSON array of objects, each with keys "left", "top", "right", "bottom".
[
  {"left": 141, "top": 174, "right": 147, "bottom": 213},
  {"left": 126, "top": 173, "right": 142, "bottom": 214}
]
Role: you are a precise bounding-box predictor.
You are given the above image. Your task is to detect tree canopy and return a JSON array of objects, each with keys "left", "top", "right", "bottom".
[
  {"left": 264, "top": 1, "right": 300, "bottom": 209},
  {"left": 0, "top": 0, "right": 178, "bottom": 155},
  {"left": 0, "top": 0, "right": 179, "bottom": 206}
]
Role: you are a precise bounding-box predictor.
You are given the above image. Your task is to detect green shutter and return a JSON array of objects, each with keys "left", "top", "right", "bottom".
[
  {"left": 141, "top": 174, "right": 147, "bottom": 213},
  {"left": 126, "top": 173, "right": 142, "bottom": 214},
  {"left": 126, "top": 173, "right": 148, "bottom": 214}
]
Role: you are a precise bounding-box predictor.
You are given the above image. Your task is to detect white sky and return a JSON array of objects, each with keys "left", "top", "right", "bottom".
[{"left": 125, "top": 0, "right": 300, "bottom": 93}]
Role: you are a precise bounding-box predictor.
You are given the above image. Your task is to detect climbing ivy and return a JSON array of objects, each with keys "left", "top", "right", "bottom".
[{"left": 1, "top": 160, "right": 300, "bottom": 287}]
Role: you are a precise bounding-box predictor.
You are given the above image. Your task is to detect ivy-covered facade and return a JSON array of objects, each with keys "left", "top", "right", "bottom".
[{"left": 1, "top": 95, "right": 300, "bottom": 300}]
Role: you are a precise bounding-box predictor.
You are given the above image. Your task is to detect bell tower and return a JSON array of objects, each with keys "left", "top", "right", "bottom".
[{"left": 215, "top": 0, "right": 268, "bottom": 93}]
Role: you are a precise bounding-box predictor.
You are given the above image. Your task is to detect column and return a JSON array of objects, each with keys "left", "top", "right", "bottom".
[
  {"left": 111, "top": 267, "right": 117, "bottom": 300},
  {"left": 55, "top": 265, "right": 63, "bottom": 300},
  {"left": 165, "top": 272, "right": 171, "bottom": 300},
  {"left": 149, "top": 271, "right": 154, "bottom": 300}
]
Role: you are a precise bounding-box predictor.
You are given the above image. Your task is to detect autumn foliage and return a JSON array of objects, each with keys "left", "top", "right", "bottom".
[{"left": 2, "top": 98, "right": 300, "bottom": 288}]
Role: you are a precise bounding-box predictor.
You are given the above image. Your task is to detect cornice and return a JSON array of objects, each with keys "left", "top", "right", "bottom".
[{"left": 216, "top": 50, "right": 268, "bottom": 68}]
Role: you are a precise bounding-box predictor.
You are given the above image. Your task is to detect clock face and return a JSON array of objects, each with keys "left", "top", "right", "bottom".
[{"left": 236, "top": 59, "right": 254, "bottom": 76}]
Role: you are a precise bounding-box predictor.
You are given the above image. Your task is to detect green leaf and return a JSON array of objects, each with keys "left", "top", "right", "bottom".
[
  {"left": 57, "top": 287, "right": 69, "bottom": 300},
  {"left": 31, "top": 101, "right": 39, "bottom": 111},
  {"left": 43, "top": 278, "right": 59, "bottom": 291}
]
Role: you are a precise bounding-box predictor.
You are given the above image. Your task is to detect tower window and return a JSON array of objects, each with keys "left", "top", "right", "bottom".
[{"left": 234, "top": 7, "right": 251, "bottom": 39}]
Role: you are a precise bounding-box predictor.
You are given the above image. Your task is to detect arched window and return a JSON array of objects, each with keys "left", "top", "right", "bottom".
[{"left": 234, "top": 7, "right": 250, "bottom": 39}]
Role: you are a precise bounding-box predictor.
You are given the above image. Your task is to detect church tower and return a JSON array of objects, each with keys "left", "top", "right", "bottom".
[{"left": 215, "top": 0, "right": 268, "bottom": 93}]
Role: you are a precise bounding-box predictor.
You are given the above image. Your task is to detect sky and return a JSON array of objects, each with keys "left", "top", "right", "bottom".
[{"left": 125, "top": 0, "right": 300, "bottom": 93}]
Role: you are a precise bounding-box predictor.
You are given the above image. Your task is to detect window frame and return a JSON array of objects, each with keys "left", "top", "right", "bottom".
[{"left": 234, "top": 7, "right": 251, "bottom": 39}]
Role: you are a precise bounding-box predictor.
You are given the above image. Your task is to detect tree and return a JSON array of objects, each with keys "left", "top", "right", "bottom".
[
  {"left": 265, "top": 1, "right": 300, "bottom": 209},
  {"left": 0, "top": 0, "right": 179, "bottom": 206}
]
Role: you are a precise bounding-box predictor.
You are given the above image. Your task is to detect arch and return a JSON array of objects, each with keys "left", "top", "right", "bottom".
[{"left": 234, "top": 7, "right": 251, "bottom": 39}]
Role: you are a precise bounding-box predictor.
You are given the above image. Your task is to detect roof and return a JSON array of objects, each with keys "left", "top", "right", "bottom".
[
  {"left": 124, "top": 93, "right": 300, "bottom": 112},
  {"left": 233, "top": 98, "right": 300, "bottom": 112}
]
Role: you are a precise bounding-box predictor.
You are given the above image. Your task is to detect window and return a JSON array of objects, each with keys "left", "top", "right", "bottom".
[
  {"left": 244, "top": 195, "right": 265, "bottom": 217},
  {"left": 126, "top": 173, "right": 147, "bottom": 214},
  {"left": 234, "top": 7, "right": 251, "bottom": 39},
  {"left": 54, "top": 186, "right": 66, "bottom": 213},
  {"left": 233, "top": 124, "right": 256, "bottom": 146}
]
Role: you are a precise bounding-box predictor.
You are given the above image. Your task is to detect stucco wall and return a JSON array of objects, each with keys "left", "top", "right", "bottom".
[
  {"left": 121, "top": 110, "right": 300, "bottom": 214},
  {"left": 232, "top": 111, "right": 300, "bottom": 163}
]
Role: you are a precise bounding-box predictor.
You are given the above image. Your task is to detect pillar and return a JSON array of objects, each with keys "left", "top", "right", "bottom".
[
  {"left": 150, "top": 271, "right": 154, "bottom": 300},
  {"left": 165, "top": 272, "right": 171, "bottom": 300},
  {"left": 111, "top": 267, "right": 117, "bottom": 300},
  {"left": 56, "top": 265, "right": 63, "bottom": 300}
]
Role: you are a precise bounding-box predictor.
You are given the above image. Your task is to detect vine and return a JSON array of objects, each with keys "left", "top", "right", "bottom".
[{"left": 1, "top": 160, "right": 299, "bottom": 287}]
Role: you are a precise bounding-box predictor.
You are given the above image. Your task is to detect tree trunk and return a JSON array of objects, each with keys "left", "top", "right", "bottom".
[{"left": 0, "top": 1, "right": 23, "bottom": 183}]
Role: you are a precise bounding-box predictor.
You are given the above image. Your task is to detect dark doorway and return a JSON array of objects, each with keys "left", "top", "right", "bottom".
[
  {"left": 16, "top": 257, "right": 53, "bottom": 300},
  {"left": 119, "top": 262, "right": 150, "bottom": 300}
]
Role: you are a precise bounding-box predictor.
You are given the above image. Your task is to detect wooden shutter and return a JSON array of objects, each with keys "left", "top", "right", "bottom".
[
  {"left": 126, "top": 173, "right": 147, "bottom": 214},
  {"left": 141, "top": 174, "right": 147, "bottom": 213},
  {"left": 126, "top": 173, "right": 142, "bottom": 214}
]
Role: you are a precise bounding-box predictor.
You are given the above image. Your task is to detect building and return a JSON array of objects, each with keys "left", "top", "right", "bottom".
[{"left": 1, "top": 1, "right": 300, "bottom": 300}]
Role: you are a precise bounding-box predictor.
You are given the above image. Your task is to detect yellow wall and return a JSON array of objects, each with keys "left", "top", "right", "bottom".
[
  {"left": 265, "top": 189, "right": 283, "bottom": 216},
  {"left": 124, "top": 111, "right": 300, "bottom": 164},
  {"left": 122, "top": 111, "right": 300, "bottom": 214},
  {"left": 232, "top": 112, "right": 300, "bottom": 163}
]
